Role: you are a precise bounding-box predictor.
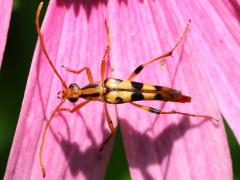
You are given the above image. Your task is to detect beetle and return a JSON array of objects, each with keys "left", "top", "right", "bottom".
[{"left": 36, "top": 2, "right": 217, "bottom": 177}]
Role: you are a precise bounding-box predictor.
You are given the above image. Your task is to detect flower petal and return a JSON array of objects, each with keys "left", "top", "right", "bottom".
[
  {"left": 181, "top": 0, "right": 240, "bottom": 143},
  {"left": 5, "top": 1, "right": 113, "bottom": 179},
  {"left": 0, "top": 0, "right": 13, "bottom": 68},
  {"left": 195, "top": 0, "right": 240, "bottom": 143},
  {"left": 108, "top": 1, "right": 233, "bottom": 179}
]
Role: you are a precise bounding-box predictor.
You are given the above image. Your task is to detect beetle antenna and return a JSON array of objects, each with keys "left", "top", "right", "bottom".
[
  {"left": 39, "top": 97, "right": 67, "bottom": 177},
  {"left": 36, "top": 2, "right": 67, "bottom": 89}
]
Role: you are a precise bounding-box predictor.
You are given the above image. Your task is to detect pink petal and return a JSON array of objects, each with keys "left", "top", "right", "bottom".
[
  {"left": 0, "top": 0, "right": 13, "bottom": 68},
  {"left": 194, "top": 0, "right": 240, "bottom": 143},
  {"left": 108, "top": 1, "right": 233, "bottom": 179},
  {"left": 5, "top": 1, "right": 113, "bottom": 179}
]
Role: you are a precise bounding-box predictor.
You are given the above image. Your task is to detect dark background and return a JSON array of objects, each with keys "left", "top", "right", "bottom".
[{"left": 0, "top": 1, "right": 239, "bottom": 179}]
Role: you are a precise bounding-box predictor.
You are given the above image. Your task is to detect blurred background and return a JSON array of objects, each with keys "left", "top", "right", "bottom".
[{"left": 0, "top": 1, "right": 239, "bottom": 179}]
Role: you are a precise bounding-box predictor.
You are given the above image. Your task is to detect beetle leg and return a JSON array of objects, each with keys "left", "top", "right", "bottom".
[
  {"left": 128, "top": 20, "right": 191, "bottom": 81},
  {"left": 62, "top": 66, "right": 94, "bottom": 84},
  {"left": 101, "top": 18, "right": 110, "bottom": 81},
  {"left": 130, "top": 102, "right": 218, "bottom": 122},
  {"left": 99, "top": 103, "right": 116, "bottom": 151}
]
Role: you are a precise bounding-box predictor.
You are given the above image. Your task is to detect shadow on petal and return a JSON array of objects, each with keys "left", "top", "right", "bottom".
[
  {"left": 48, "top": 109, "right": 113, "bottom": 179},
  {"left": 55, "top": 0, "right": 154, "bottom": 18},
  {"left": 120, "top": 116, "right": 209, "bottom": 180},
  {"left": 56, "top": 0, "right": 108, "bottom": 18},
  {"left": 228, "top": 0, "right": 240, "bottom": 24}
]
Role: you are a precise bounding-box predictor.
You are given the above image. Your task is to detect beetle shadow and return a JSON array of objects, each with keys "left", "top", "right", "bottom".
[
  {"left": 119, "top": 116, "right": 209, "bottom": 180},
  {"left": 56, "top": 0, "right": 108, "bottom": 18},
  {"left": 47, "top": 105, "right": 113, "bottom": 179},
  {"left": 228, "top": 0, "right": 240, "bottom": 24},
  {"left": 55, "top": 0, "right": 154, "bottom": 18}
]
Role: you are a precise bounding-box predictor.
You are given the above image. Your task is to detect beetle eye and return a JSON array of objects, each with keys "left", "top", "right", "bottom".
[
  {"left": 68, "top": 97, "right": 78, "bottom": 102},
  {"left": 69, "top": 83, "right": 79, "bottom": 89}
]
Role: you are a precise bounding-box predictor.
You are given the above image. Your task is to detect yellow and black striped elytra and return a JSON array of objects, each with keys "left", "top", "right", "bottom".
[
  {"left": 94, "top": 78, "right": 191, "bottom": 104},
  {"left": 73, "top": 78, "right": 191, "bottom": 104},
  {"left": 36, "top": 3, "right": 217, "bottom": 177}
]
